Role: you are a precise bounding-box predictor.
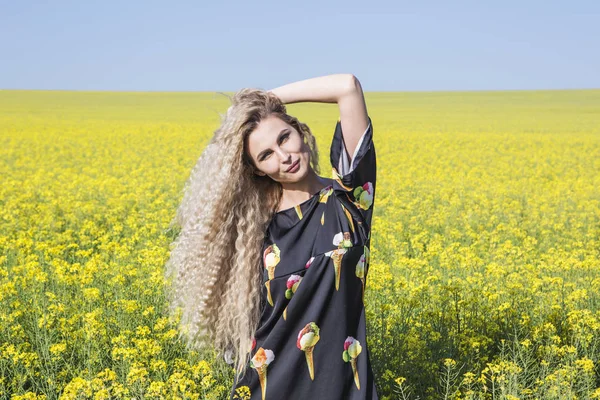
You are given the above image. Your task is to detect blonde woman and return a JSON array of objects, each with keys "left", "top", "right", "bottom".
[{"left": 165, "top": 74, "right": 378, "bottom": 399}]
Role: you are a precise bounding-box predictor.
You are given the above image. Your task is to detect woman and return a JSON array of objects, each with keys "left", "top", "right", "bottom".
[{"left": 165, "top": 73, "right": 378, "bottom": 399}]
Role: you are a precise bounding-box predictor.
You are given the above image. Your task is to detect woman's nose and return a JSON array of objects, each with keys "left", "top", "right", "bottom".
[{"left": 275, "top": 148, "right": 290, "bottom": 162}]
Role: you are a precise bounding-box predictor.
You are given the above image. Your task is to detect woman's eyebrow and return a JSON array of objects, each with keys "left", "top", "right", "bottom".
[{"left": 257, "top": 128, "right": 290, "bottom": 159}]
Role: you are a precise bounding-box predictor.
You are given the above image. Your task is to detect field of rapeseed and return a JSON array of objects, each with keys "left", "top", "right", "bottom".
[{"left": 1, "top": 89, "right": 599, "bottom": 399}]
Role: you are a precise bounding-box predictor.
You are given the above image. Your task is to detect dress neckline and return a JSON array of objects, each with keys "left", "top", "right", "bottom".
[{"left": 274, "top": 180, "right": 333, "bottom": 216}]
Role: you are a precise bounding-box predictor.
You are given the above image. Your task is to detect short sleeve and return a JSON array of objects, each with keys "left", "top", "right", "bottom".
[{"left": 329, "top": 116, "right": 376, "bottom": 234}]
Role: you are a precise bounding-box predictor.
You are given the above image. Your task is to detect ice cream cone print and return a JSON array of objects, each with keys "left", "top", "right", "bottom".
[
  {"left": 263, "top": 244, "right": 280, "bottom": 306},
  {"left": 340, "top": 203, "right": 355, "bottom": 233},
  {"left": 361, "top": 279, "right": 365, "bottom": 302},
  {"left": 333, "top": 231, "right": 353, "bottom": 249},
  {"left": 305, "top": 346, "right": 315, "bottom": 380},
  {"left": 297, "top": 322, "right": 320, "bottom": 380},
  {"left": 294, "top": 204, "right": 303, "bottom": 220},
  {"left": 250, "top": 347, "right": 274, "bottom": 400},
  {"left": 305, "top": 256, "right": 314, "bottom": 269},
  {"left": 283, "top": 274, "right": 302, "bottom": 320},
  {"left": 350, "top": 358, "right": 360, "bottom": 389},
  {"left": 332, "top": 167, "right": 353, "bottom": 191},
  {"left": 342, "top": 336, "right": 362, "bottom": 390},
  {"left": 325, "top": 248, "right": 347, "bottom": 291},
  {"left": 353, "top": 182, "right": 374, "bottom": 210},
  {"left": 356, "top": 253, "right": 366, "bottom": 303},
  {"left": 264, "top": 281, "right": 273, "bottom": 306},
  {"left": 263, "top": 244, "right": 281, "bottom": 280},
  {"left": 342, "top": 232, "right": 352, "bottom": 247},
  {"left": 257, "top": 365, "right": 267, "bottom": 399},
  {"left": 326, "top": 232, "right": 352, "bottom": 290},
  {"left": 318, "top": 185, "right": 334, "bottom": 203}
]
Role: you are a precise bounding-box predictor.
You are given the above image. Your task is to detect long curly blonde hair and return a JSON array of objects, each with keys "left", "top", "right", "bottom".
[{"left": 164, "top": 88, "right": 321, "bottom": 380}]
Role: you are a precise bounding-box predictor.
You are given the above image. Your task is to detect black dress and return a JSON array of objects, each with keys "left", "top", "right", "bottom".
[{"left": 230, "top": 116, "right": 378, "bottom": 400}]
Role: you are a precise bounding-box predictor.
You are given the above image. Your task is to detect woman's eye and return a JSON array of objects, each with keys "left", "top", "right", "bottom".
[{"left": 259, "top": 133, "right": 289, "bottom": 161}]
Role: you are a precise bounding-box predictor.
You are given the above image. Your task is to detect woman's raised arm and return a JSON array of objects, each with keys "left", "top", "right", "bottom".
[
  {"left": 269, "top": 73, "right": 370, "bottom": 162},
  {"left": 267, "top": 73, "right": 355, "bottom": 105}
]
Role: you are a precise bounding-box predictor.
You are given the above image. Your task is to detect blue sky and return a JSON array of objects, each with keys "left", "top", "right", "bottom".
[{"left": 1, "top": 0, "right": 599, "bottom": 92}]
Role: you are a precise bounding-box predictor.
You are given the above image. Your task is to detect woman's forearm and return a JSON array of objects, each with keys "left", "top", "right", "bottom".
[{"left": 268, "top": 74, "right": 357, "bottom": 105}]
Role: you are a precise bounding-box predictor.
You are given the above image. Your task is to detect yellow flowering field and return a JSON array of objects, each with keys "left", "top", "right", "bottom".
[{"left": 1, "top": 89, "right": 599, "bottom": 399}]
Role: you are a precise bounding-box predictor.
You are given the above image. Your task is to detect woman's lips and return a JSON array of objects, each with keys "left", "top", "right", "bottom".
[{"left": 286, "top": 160, "right": 299, "bottom": 172}]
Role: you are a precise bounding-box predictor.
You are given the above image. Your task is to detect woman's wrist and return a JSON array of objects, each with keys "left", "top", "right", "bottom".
[{"left": 268, "top": 74, "right": 357, "bottom": 105}]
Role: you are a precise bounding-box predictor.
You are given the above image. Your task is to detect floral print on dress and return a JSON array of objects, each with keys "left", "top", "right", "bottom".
[
  {"left": 297, "top": 322, "right": 320, "bottom": 380},
  {"left": 342, "top": 336, "right": 362, "bottom": 390},
  {"left": 263, "top": 243, "right": 280, "bottom": 306},
  {"left": 283, "top": 274, "right": 302, "bottom": 320},
  {"left": 250, "top": 347, "right": 275, "bottom": 400}
]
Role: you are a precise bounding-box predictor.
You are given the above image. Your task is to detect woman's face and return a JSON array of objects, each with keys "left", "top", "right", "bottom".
[{"left": 246, "top": 115, "right": 311, "bottom": 183}]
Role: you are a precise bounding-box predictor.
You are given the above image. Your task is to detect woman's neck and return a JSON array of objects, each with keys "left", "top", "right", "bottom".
[{"left": 278, "top": 170, "right": 331, "bottom": 211}]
